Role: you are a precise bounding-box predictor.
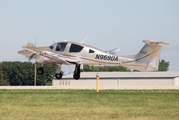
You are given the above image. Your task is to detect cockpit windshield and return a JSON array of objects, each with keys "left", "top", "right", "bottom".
[
  {"left": 49, "top": 43, "right": 55, "bottom": 50},
  {"left": 56, "top": 43, "right": 67, "bottom": 52}
]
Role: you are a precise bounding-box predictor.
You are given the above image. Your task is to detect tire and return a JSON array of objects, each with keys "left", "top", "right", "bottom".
[
  {"left": 73, "top": 74, "right": 80, "bottom": 80},
  {"left": 37, "top": 67, "right": 44, "bottom": 75},
  {"left": 56, "top": 73, "right": 62, "bottom": 79}
]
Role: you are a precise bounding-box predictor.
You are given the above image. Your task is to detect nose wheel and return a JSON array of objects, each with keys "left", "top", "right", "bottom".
[{"left": 37, "top": 67, "right": 44, "bottom": 75}]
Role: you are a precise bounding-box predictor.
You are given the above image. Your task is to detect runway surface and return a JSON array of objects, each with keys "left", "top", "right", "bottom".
[{"left": 0, "top": 86, "right": 179, "bottom": 90}]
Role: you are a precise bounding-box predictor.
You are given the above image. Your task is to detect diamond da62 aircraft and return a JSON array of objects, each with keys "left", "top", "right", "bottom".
[{"left": 18, "top": 40, "right": 169, "bottom": 80}]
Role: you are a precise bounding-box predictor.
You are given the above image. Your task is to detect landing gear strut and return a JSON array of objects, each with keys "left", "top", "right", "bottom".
[
  {"left": 73, "top": 65, "right": 80, "bottom": 80},
  {"left": 55, "top": 64, "right": 62, "bottom": 79}
]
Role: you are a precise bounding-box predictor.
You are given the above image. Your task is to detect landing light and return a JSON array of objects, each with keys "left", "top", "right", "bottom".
[{"left": 96, "top": 73, "right": 99, "bottom": 77}]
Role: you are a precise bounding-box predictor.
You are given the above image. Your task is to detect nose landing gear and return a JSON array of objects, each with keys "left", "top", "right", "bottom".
[
  {"left": 36, "top": 64, "right": 63, "bottom": 79},
  {"left": 37, "top": 67, "right": 44, "bottom": 75},
  {"left": 37, "top": 64, "right": 44, "bottom": 75}
]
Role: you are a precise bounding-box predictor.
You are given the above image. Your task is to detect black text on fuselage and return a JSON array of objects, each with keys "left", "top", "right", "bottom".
[{"left": 95, "top": 54, "right": 118, "bottom": 61}]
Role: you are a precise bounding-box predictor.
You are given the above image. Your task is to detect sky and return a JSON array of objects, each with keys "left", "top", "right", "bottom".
[{"left": 0, "top": 0, "right": 179, "bottom": 73}]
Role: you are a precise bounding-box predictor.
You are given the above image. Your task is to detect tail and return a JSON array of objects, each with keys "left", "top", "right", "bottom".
[{"left": 122, "top": 40, "right": 169, "bottom": 72}]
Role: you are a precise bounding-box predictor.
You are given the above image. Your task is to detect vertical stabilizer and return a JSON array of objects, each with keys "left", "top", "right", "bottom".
[
  {"left": 122, "top": 40, "right": 169, "bottom": 72},
  {"left": 136, "top": 42, "right": 162, "bottom": 71}
]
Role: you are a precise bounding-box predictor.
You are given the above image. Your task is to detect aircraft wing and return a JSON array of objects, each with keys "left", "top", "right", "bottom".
[{"left": 22, "top": 43, "right": 81, "bottom": 65}]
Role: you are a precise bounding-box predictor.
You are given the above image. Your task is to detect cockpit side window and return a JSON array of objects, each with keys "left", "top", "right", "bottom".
[
  {"left": 56, "top": 43, "right": 67, "bottom": 52},
  {"left": 89, "top": 49, "right": 95, "bottom": 53},
  {"left": 69, "top": 44, "right": 84, "bottom": 52},
  {"left": 49, "top": 43, "right": 55, "bottom": 50}
]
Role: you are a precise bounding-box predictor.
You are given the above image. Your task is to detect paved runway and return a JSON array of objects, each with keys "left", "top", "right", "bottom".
[{"left": 0, "top": 86, "right": 179, "bottom": 90}]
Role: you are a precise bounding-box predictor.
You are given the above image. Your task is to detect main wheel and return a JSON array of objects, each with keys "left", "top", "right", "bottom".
[
  {"left": 56, "top": 73, "right": 62, "bottom": 79},
  {"left": 73, "top": 74, "right": 80, "bottom": 80},
  {"left": 37, "top": 67, "right": 44, "bottom": 75}
]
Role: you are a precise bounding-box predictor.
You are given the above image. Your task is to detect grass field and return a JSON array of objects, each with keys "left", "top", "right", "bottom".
[{"left": 0, "top": 89, "right": 179, "bottom": 120}]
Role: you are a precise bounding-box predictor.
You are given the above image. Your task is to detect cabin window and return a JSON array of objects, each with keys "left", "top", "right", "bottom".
[
  {"left": 56, "top": 43, "right": 67, "bottom": 52},
  {"left": 49, "top": 43, "right": 55, "bottom": 50},
  {"left": 89, "top": 49, "right": 95, "bottom": 53},
  {"left": 69, "top": 44, "right": 84, "bottom": 52}
]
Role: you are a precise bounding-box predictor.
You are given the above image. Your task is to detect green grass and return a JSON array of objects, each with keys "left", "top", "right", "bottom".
[
  {"left": 45, "top": 81, "right": 52, "bottom": 86},
  {"left": 0, "top": 89, "right": 179, "bottom": 120}
]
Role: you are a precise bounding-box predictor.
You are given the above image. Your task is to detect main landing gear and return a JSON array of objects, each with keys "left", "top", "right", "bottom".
[
  {"left": 37, "top": 64, "right": 44, "bottom": 75},
  {"left": 73, "top": 64, "right": 80, "bottom": 80},
  {"left": 36, "top": 64, "right": 63, "bottom": 79},
  {"left": 37, "top": 64, "right": 81, "bottom": 80},
  {"left": 55, "top": 64, "right": 62, "bottom": 79},
  {"left": 37, "top": 67, "right": 44, "bottom": 75}
]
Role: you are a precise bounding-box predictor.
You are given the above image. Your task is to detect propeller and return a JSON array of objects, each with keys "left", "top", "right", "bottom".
[
  {"left": 29, "top": 37, "right": 37, "bottom": 62},
  {"left": 29, "top": 53, "right": 36, "bottom": 61}
]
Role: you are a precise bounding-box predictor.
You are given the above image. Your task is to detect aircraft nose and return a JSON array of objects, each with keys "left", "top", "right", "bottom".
[{"left": 18, "top": 50, "right": 32, "bottom": 57}]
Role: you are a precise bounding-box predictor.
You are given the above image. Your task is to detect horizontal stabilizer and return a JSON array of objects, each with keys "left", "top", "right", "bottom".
[
  {"left": 24, "top": 43, "right": 35, "bottom": 49},
  {"left": 143, "top": 40, "right": 169, "bottom": 45}
]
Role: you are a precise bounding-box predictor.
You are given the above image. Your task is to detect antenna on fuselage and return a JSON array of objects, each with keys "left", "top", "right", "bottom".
[{"left": 80, "top": 37, "right": 87, "bottom": 44}]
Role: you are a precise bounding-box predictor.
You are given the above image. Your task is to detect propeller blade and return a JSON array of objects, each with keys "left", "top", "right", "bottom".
[{"left": 29, "top": 54, "right": 36, "bottom": 61}]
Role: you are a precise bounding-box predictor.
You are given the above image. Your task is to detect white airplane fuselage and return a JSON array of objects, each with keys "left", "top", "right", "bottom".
[
  {"left": 18, "top": 40, "right": 169, "bottom": 79},
  {"left": 19, "top": 42, "right": 128, "bottom": 65}
]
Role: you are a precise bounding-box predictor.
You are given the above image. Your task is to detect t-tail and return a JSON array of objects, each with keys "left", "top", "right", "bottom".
[{"left": 121, "top": 40, "right": 169, "bottom": 72}]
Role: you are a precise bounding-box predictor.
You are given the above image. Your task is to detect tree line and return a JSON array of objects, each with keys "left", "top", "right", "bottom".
[
  {"left": 0, "top": 62, "right": 57, "bottom": 86},
  {"left": 0, "top": 60, "right": 169, "bottom": 86}
]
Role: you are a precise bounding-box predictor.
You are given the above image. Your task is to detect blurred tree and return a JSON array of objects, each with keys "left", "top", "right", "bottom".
[
  {"left": 81, "top": 65, "right": 130, "bottom": 72},
  {"left": 158, "top": 60, "right": 170, "bottom": 71},
  {"left": 1, "top": 61, "right": 62, "bottom": 86},
  {"left": 0, "top": 64, "right": 9, "bottom": 86},
  {"left": 35, "top": 63, "right": 58, "bottom": 85},
  {"left": 81, "top": 59, "right": 169, "bottom": 72}
]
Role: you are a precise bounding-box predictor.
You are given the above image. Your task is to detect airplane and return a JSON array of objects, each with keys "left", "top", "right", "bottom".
[{"left": 18, "top": 40, "right": 169, "bottom": 80}]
